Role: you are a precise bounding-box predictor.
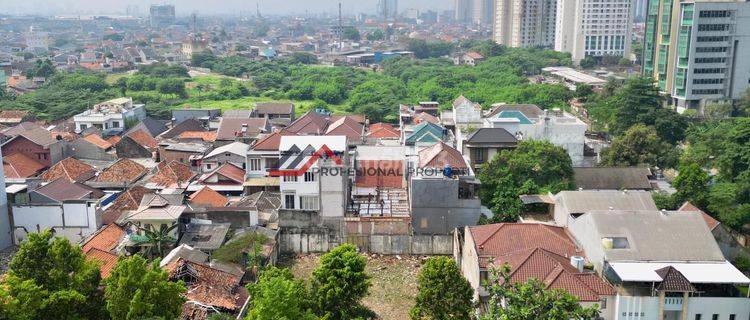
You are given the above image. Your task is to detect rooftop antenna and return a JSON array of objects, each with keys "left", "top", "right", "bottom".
[
  {"left": 256, "top": 1, "right": 262, "bottom": 19},
  {"left": 192, "top": 13, "right": 197, "bottom": 34}
]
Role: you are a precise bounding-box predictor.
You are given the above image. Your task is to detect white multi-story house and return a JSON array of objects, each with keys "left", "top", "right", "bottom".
[
  {"left": 555, "top": 0, "right": 634, "bottom": 63},
  {"left": 567, "top": 210, "right": 750, "bottom": 320},
  {"left": 73, "top": 98, "right": 146, "bottom": 134},
  {"left": 483, "top": 104, "right": 587, "bottom": 166},
  {"left": 278, "top": 136, "right": 349, "bottom": 217}
]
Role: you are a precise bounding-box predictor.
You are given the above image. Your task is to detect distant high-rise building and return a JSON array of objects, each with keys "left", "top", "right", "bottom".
[
  {"left": 25, "top": 26, "right": 49, "bottom": 51},
  {"left": 493, "top": 0, "right": 556, "bottom": 47},
  {"left": 643, "top": 0, "right": 750, "bottom": 111},
  {"left": 472, "top": 0, "right": 494, "bottom": 25},
  {"left": 150, "top": 4, "right": 176, "bottom": 28},
  {"left": 377, "top": 0, "right": 398, "bottom": 20},
  {"left": 632, "top": 0, "right": 647, "bottom": 21},
  {"left": 455, "top": 0, "right": 473, "bottom": 23},
  {"left": 554, "top": 0, "right": 633, "bottom": 63}
]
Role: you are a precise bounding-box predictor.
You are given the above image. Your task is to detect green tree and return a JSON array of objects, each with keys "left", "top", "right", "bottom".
[
  {"left": 246, "top": 267, "right": 317, "bottom": 320},
  {"left": 478, "top": 140, "right": 574, "bottom": 222},
  {"left": 366, "top": 29, "right": 385, "bottom": 41},
  {"left": 672, "top": 163, "right": 711, "bottom": 209},
  {"left": 291, "top": 52, "right": 318, "bottom": 65},
  {"left": 342, "top": 26, "right": 361, "bottom": 41},
  {"left": 703, "top": 102, "right": 733, "bottom": 120},
  {"left": 479, "top": 265, "right": 600, "bottom": 320},
  {"left": 156, "top": 78, "right": 187, "bottom": 97},
  {"left": 104, "top": 255, "right": 186, "bottom": 320},
  {"left": 311, "top": 243, "right": 372, "bottom": 320},
  {"left": 0, "top": 230, "right": 106, "bottom": 319},
  {"left": 409, "top": 257, "right": 473, "bottom": 320},
  {"left": 26, "top": 59, "right": 56, "bottom": 78},
  {"left": 132, "top": 224, "right": 178, "bottom": 258},
  {"left": 579, "top": 57, "right": 596, "bottom": 69},
  {"left": 600, "top": 124, "right": 679, "bottom": 169}
]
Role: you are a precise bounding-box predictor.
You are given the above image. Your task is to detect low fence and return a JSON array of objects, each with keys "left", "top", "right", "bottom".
[{"left": 279, "top": 227, "right": 453, "bottom": 255}]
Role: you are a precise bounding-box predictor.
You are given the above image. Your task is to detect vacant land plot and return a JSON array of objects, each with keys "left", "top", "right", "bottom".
[{"left": 279, "top": 253, "right": 424, "bottom": 320}]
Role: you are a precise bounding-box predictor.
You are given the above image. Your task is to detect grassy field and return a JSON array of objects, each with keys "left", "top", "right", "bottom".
[{"left": 280, "top": 253, "right": 422, "bottom": 320}]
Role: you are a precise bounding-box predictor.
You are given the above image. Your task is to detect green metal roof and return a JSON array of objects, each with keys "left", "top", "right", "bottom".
[{"left": 497, "top": 110, "right": 533, "bottom": 124}]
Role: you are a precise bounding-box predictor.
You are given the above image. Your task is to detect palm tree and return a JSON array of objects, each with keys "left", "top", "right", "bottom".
[{"left": 133, "top": 224, "right": 178, "bottom": 258}]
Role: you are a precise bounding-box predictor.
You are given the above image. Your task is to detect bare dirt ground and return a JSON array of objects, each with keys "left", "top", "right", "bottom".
[{"left": 279, "top": 253, "right": 424, "bottom": 320}]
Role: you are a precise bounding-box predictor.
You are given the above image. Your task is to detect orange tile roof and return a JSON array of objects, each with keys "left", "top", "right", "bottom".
[
  {"left": 200, "top": 163, "right": 245, "bottom": 184},
  {"left": 325, "top": 116, "right": 364, "bottom": 141},
  {"left": 251, "top": 129, "right": 295, "bottom": 151},
  {"left": 83, "top": 133, "right": 113, "bottom": 149},
  {"left": 125, "top": 129, "right": 158, "bottom": 149},
  {"left": 2, "top": 152, "right": 46, "bottom": 178},
  {"left": 93, "top": 158, "right": 147, "bottom": 184},
  {"left": 101, "top": 186, "right": 152, "bottom": 225},
  {"left": 418, "top": 142, "right": 467, "bottom": 170},
  {"left": 51, "top": 131, "right": 78, "bottom": 142},
  {"left": 176, "top": 131, "right": 217, "bottom": 142},
  {"left": 367, "top": 126, "right": 400, "bottom": 139},
  {"left": 40, "top": 157, "right": 97, "bottom": 182},
  {"left": 414, "top": 112, "right": 439, "bottom": 124},
  {"left": 189, "top": 186, "right": 229, "bottom": 207},
  {"left": 106, "top": 135, "right": 122, "bottom": 145},
  {"left": 81, "top": 224, "right": 126, "bottom": 253},
  {"left": 149, "top": 161, "right": 197, "bottom": 187},
  {"left": 85, "top": 247, "right": 119, "bottom": 279},
  {"left": 678, "top": 202, "right": 720, "bottom": 231}
]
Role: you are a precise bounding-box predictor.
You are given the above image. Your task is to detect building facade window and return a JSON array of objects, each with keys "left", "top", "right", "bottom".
[
  {"left": 299, "top": 195, "right": 319, "bottom": 210},
  {"left": 248, "top": 158, "right": 261, "bottom": 171},
  {"left": 283, "top": 175, "right": 298, "bottom": 182},
  {"left": 304, "top": 171, "right": 315, "bottom": 182},
  {"left": 284, "top": 194, "right": 295, "bottom": 209}
]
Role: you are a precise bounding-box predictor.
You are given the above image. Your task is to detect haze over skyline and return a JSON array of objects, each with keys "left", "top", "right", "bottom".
[{"left": 0, "top": 0, "right": 453, "bottom": 16}]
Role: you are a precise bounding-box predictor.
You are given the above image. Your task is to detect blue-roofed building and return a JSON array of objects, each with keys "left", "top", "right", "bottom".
[
  {"left": 496, "top": 110, "right": 533, "bottom": 124},
  {"left": 404, "top": 122, "right": 447, "bottom": 146},
  {"left": 260, "top": 47, "right": 277, "bottom": 59}
]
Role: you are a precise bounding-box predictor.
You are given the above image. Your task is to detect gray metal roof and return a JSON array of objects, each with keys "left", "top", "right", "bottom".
[
  {"left": 556, "top": 190, "right": 657, "bottom": 214},
  {"left": 573, "top": 167, "right": 652, "bottom": 190},
  {"left": 178, "top": 223, "right": 231, "bottom": 250},
  {"left": 466, "top": 128, "right": 518, "bottom": 144}
]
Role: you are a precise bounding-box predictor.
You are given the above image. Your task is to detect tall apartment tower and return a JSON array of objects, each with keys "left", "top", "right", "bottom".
[
  {"left": 555, "top": 0, "right": 634, "bottom": 63},
  {"left": 493, "top": 0, "right": 557, "bottom": 47},
  {"left": 643, "top": 0, "right": 750, "bottom": 111},
  {"left": 473, "top": 0, "right": 495, "bottom": 25},
  {"left": 150, "top": 4, "right": 176, "bottom": 28},
  {"left": 377, "top": 0, "right": 399, "bottom": 20},
  {"left": 455, "top": 0, "right": 474, "bottom": 23}
]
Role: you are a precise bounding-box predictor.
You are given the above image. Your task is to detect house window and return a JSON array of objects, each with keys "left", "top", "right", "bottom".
[
  {"left": 711, "top": 315, "right": 718, "bottom": 320},
  {"left": 304, "top": 172, "right": 315, "bottom": 182},
  {"left": 600, "top": 298, "right": 607, "bottom": 309},
  {"left": 284, "top": 194, "right": 295, "bottom": 209},
  {"left": 299, "top": 196, "right": 319, "bottom": 210},
  {"left": 249, "top": 158, "right": 261, "bottom": 171},
  {"left": 80, "top": 124, "right": 88, "bottom": 130},
  {"left": 474, "top": 148, "right": 484, "bottom": 163},
  {"left": 695, "top": 315, "right": 702, "bottom": 320},
  {"left": 283, "top": 175, "right": 298, "bottom": 182},
  {"left": 729, "top": 315, "right": 736, "bottom": 320},
  {"left": 206, "top": 164, "right": 212, "bottom": 170},
  {"left": 112, "top": 121, "right": 120, "bottom": 128},
  {"left": 420, "top": 217, "right": 428, "bottom": 229}
]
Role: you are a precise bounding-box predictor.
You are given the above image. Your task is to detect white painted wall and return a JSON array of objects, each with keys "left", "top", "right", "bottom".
[
  {"left": 614, "top": 295, "right": 750, "bottom": 320},
  {"left": 12, "top": 201, "right": 99, "bottom": 243},
  {"left": 0, "top": 149, "right": 11, "bottom": 249}
]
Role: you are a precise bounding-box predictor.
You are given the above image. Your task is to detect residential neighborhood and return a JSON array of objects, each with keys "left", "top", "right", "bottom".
[{"left": 1, "top": 1, "right": 750, "bottom": 319}]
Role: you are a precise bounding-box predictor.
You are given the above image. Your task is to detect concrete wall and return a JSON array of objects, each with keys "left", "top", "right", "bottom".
[
  {"left": 12, "top": 201, "right": 99, "bottom": 244},
  {"left": 410, "top": 178, "right": 482, "bottom": 235},
  {"left": 280, "top": 227, "right": 453, "bottom": 255},
  {"left": 172, "top": 109, "right": 220, "bottom": 124},
  {"left": 0, "top": 148, "right": 11, "bottom": 249},
  {"left": 66, "top": 138, "right": 117, "bottom": 161}
]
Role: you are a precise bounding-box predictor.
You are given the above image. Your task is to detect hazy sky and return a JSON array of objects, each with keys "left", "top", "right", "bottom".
[{"left": 0, "top": 0, "right": 453, "bottom": 16}]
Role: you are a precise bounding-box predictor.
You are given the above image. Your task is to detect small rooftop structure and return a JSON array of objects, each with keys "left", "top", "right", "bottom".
[{"left": 178, "top": 223, "right": 231, "bottom": 251}]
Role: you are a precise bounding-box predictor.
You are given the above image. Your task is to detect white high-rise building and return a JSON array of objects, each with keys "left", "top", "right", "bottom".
[
  {"left": 473, "top": 0, "right": 495, "bottom": 25},
  {"left": 554, "top": 0, "right": 634, "bottom": 63},
  {"left": 493, "top": 0, "right": 557, "bottom": 47},
  {"left": 455, "top": 0, "right": 474, "bottom": 23}
]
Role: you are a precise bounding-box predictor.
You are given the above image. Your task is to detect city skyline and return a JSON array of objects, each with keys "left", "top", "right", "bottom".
[{"left": 0, "top": 0, "right": 454, "bottom": 16}]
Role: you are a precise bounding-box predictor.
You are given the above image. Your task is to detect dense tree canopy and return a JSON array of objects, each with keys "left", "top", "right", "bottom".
[
  {"left": 479, "top": 140, "right": 574, "bottom": 222},
  {"left": 410, "top": 257, "right": 473, "bottom": 320},
  {"left": 246, "top": 267, "right": 317, "bottom": 320},
  {"left": 311, "top": 244, "right": 372, "bottom": 320},
  {"left": 600, "top": 124, "right": 678, "bottom": 169},
  {"left": 0, "top": 230, "right": 107, "bottom": 320},
  {"left": 104, "top": 255, "right": 186, "bottom": 320}
]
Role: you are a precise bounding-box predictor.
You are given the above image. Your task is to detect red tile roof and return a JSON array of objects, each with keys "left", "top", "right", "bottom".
[
  {"left": 678, "top": 202, "right": 720, "bottom": 231},
  {"left": 251, "top": 130, "right": 295, "bottom": 151},
  {"left": 93, "top": 158, "right": 147, "bottom": 184},
  {"left": 2, "top": 152, "right": 46, "bottom": 178},
  {"left": 107, "top": 135, "right": 122, "bottom": 145},
  {"left": 125, "top": 129, "right": 158, "bottom": 149},
  {"left": 367, "top": 123, "right": 400, "bottom": 139},
  {"left": 414, "top": 112, "right": 439, "bottom": 124},
  {"left": 468, "top": 223, "right": 580, "bottom": 266},
  {"left": 81, "top": 224, "right": 126, "bottom": 253},
  {"left": 85, "top": 247, "right": 119, "bottom": 279},
  {"left": 149, "top": 161, "right": 197, "bottom": 187},
  {"left": 285, "top": 111, "right": 329, "bottom": 135},
  {"left": 101, "top": 186, "right": 152, "bottom": 225},
  {"left": 418, "top": 142, "right": 467, "bottom": 170},
  {"left": 83, "top": 133, "right": 113, "bottom": 149},
  {"left": 326, "top": 116, "right": 364, "bottom": 141},
  {"left": 40, "top": 157, "right": 97, "bottom": 182},
  {"left": 200, "top": 163, "right": 245, "bottom": 184},
  {"left": 189, "top": 186, "right": 229, "bottom": 207}
]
